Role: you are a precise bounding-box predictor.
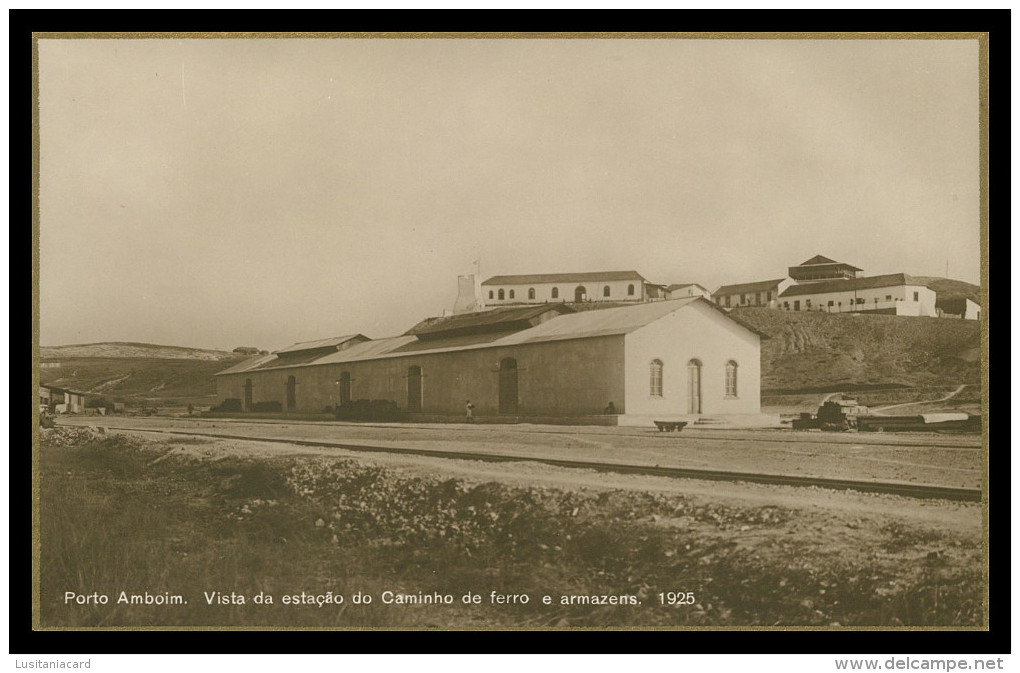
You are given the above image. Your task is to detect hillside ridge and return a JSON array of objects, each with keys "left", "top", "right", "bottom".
[
  {"left": 41, "top": 342, "right": 235, "bottom": 361},
  {"left": 733, "top": 307, "right": 980, "bottom": 390},
  {"left": 39, "top": 309, "right": 981, "bottom": 407}
]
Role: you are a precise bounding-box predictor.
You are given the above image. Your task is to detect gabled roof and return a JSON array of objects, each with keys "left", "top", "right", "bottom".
[
  {"left": 407, "top": 304, "right": 574, "bottom": 339},
  {"left": 779, "top": 273, "right": 921, "bottom": 297},
  {"left": 496, "top": 298, "right": 702, "bottom": 345},
  {"left": 275, "top": 334, "right": 367, "bottom": 354},
  {"left": 482, "top": 271, "right": 646, "bottom": 285},
  {"left": 495, "top": 297, "right": 767, "bottom": 344},
  {"left": 214, "top": 353, "right": 279, "bottom": 376},
  {"left": 790, "top": 255, "right": 862, "bottom": 271},
  {"left": 215, "top": 297, "right": 765, "bottom": 376},
  {"left": 300, "top": 336, "right": 419, "bottom": 365},
  {"left": 798, "top": 255, "right": 839, "bottom": 266},
  {"left": 391, "top": 331, "right": 511, "bottom": 353},
  {"left": 713, "top": 279, "right": 787, "bottom": 296},
  {"left": 666, "top": 283, "right": 708, "bottom": 292}
]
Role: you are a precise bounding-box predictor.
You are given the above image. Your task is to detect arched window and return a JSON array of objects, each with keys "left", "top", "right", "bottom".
[
  {"left": 498, "top": 289, "right": 505, "bottom": 300},
  {"left": 509, "top": 289, "right": 515, "bottom": 299},
  {"left": 725, "top": 361, "right": 738, "bottom": 397},
  {"left": 628, "top": 284, "right": 635, "bottom": 296},
  {"left": 488, "top": 290, "right": 494, "bottom": 299},
  {"left": 649, "top": 359, "right": 663, "bottom": 397},
  {"left": 551, "top": 287, "right": 559, "bottom": 299},
  {"left": 528, "top": 288, "right": 535, "bottom": 300},
  {"left": 603, "top": 285, "right": 611, "bottom": 297}
]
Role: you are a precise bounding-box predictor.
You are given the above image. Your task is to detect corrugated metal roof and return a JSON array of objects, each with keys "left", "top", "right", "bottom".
[
  {"left": 275, "top": 334, "right": 366, "bottom": 354},
  {"left": 213, "top": 353, "right": 279, "bottom": 376},
  {"left": 482, "top": 271, "right": 646, "bottom": 285},
  {"left": 391, "top": 331, "right": 511, "bottom": 353},
  {"left": 790, "top": 257, "right": 863, "bottom": 272},
  {"left": 253, "top": 351, "right": 334, "bottom": 369},
  {"left": 779, "top": 273, "right": 918, "bottom": 297},
  {"left": 216, "top": 297, "right": 765, "bottom": 375},
  {"left": 497, "top": 298, "right": 703, "bottom": 345},
  {"left": 221, "top": 336, "right": 418, "bottom": 374},
  {"left": 40, "top": 385, "right": 88, "bottom": 395},
  {"left": 407, "top": 304, "right": 574, "bottom": 337},
  {"left": 302, "top": 336, "right": 419, "bottom": 364},
  {"left": 713, "top": 279, "right": 787, "bottom": 296}
]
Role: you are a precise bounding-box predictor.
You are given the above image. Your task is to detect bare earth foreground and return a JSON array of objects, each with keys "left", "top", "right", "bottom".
[{"left": 39, "top": 418, "right": 985, "bottom": 628}]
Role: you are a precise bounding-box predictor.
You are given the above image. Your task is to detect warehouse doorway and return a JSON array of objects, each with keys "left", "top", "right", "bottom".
[
  {"left": 574, "top": 286, "right": 587, "bottom": 302},
  {"left": 498, "top": 357, "right": 519, "bottom": 414},
  {"left": 407, "top": 366, "right": 423, "bottom": 412},
  {"left": 286, "top": 375, "right": 296, "bottom": 411},
  {"left": 244, "top": 379, "right": 253, "bottom": 411},
  {"left": 338, "top": 372, "right": 351, "bottom": 406}
]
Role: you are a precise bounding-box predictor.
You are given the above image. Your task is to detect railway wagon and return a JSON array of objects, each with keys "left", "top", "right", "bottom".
[{"left": 856, "top": 413, "right": 981, "bottom": 433}]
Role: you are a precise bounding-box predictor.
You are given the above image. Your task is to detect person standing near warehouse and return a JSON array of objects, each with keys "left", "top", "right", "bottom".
[{"left": 465, "top": 400, "right": 475, "bottom": 423}]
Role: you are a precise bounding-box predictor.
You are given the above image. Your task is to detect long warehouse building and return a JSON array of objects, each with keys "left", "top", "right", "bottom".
[{"left": 214, "top": 297, "right": 765, "bottom": 422}]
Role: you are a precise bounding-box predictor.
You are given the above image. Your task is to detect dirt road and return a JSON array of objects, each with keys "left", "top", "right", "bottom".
[
  {"left": 58, "top": 415, "right": 983, "bottom": 490},
  {"left": 871, "top": 384, "right": 971, "bottom": 414}
]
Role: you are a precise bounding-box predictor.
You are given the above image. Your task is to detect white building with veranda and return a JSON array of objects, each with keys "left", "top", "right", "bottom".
[{"left": 777, "top": 273, "right": 938, "bottom": 317}]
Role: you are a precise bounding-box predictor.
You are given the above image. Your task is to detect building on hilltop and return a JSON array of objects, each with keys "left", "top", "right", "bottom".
[
  {"left": 710, "top": 254, "right": 856, "bottom": 308},
  {"left": 480, "top": 271, "right": 666, "bottom": 306},
  {"left": 710, "top": 254, "right": 975, "bottom": 319},
  {"left": 665, "top": 283, "right": 712, "bottom": 300},
  {"left": 787, "top": 255, "right": 863, "bottom": 283},
  {"left": 215, "top": 298, "right": 765, "bottom": 424},
  {"left": 712, "top": 278, "right": 795, "bottom": 309},
  {"left": 777, "top": 273, "right": 937, "bottom": 317}
]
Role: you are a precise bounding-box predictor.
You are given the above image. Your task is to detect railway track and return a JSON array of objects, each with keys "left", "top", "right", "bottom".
[
  {"left": 106, "top": 416, "right": 983, "bottom": 450},
  {"left": 89, "top": 425, "right": 983, "bottom": 503}
]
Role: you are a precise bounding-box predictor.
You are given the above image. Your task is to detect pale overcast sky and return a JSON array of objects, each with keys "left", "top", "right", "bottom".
[{"left": 37, "top": 36, "right": 982, "bottom": 351}]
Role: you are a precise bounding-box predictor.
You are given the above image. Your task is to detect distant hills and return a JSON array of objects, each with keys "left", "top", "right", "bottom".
[
  {"left": 41, "top": 342, "right": 236, "bottom": 361},
  {"left": 39, "top": 303, "right": 982, "bottom": 408},
  {"left": 38, "top": 342, "right": 247, "bottom": 407}
]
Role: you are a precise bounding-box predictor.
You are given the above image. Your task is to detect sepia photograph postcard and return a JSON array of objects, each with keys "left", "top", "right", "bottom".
[{"left": 31, "top": 31, "right": 991, "bottom": 637}]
